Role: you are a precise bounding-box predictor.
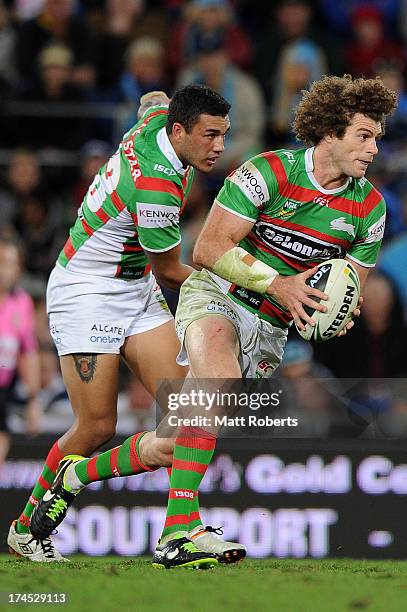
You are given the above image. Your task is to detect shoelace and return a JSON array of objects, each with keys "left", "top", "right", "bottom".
[
  {"left": 205, "top": 525, "right": 224, "bottom": 536},
  {"left": 27, "top": 536, "right": 57, "bottom": 559},
  {"left": 46, "top": 497, "right": 68, "bottom": 521},
  {"left": 181, "top": 541, "right": 202, "bottom": 554}
]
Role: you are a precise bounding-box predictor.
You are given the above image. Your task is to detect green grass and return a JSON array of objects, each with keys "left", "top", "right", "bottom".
[{"left": 1, "top": 556, "right": 407, "bottom": 612}]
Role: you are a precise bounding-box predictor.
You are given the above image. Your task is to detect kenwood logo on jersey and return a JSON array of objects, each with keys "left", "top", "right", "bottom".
[
  {"left": 229, "top": 161, "right": 269, "bottom": 207},
  {"left": 137, "top": 203, "right": 179, "bottom": 227},
  {"left": 330, "top": 217, "right": 356, "bottom": 238}
]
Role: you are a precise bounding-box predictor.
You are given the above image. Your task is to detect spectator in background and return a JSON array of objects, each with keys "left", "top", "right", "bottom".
[
  {"left": 0, "top": 236, "right": 42, "bottom": 467},
  {"left": 314, "top": 272, "right": 407, "bottom": 378},
  {"left": 320, "top": 0, "right": 401, "bottom": 37},
  {"left": 366, "top": 161, "right": 406, "bottom": 242},
  {"left": 270, "top": 39, "right": 327, "bottom": 145},
  {"left": 345, "top": 5, "right": 404, "bottom": 77},
  {"left": 169, "top": 0, "right": 253, "bottom": 76},
  {"left": 116, "top": 376, "right": 155, "bottom": 435},
  {"left": 12, "top": 190, "right": 67, "bottom": 286},
  {"left": 119, "top": 37, "right": 168, "bottom": 130},
  {"left": 376, "top": 61, "right": 407, "bottom": 147},
  {"left": 14, "top": 44, "right": 90, "bottom": 150},
  {"left": 17, "top": 0, "right": 97, "bottom": 89},
  {"left": 275, "top": 339, "right": 347, "bottom": 438},
  {"left": 94, "top": 0, "right": 146, "bottom": 95},
  {"left": 0, "top": 1, "right": 18, "bottom": 91},
  {"left": 177, "top": 34, "right": 265, "bottom": 176},
  {"left": 255, "top": 0, "right": 342, "bottom": 105},
  {"left": 379, "top": 234, "right": 407, "bottom": 317},
  {"left": 0, "top": 149, "right": 43, "bottom": 230}
]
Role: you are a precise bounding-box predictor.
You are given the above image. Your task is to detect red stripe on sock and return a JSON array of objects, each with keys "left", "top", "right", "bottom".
[
  {"left": 18, "top": 514, "right": 30, "bottom": 528},
  {"left": 86, "top": 456, "right": 99, "bottom": 482},
  {"left": 164, "top": 514, "right": 190, "bottom": 528},
  {"left": 176, "top": 436, "right": 216, "bottom": 451},
  {"left": 166, "top": 467, "right": 172, "bottom": 478},
  {"left": 109, "top": 446, "right": 121, "bottom": 477},
  {"left": 46, "top": 441, "right": 65, "bottom": 473},
  {"left": 172, "top": 458, "right": 207, "bottom": 474},
  {"left": 38, "top": 475, "right": 50, "bottom": 490},
  {"left": 189, "top": 511, "right": 201, "bottom": 523},
  {"left": 129, "top": 432, "right": 155, "bottom": 472},
  {"left": 29, "top": 495, "right": 39, "bottom": 506}
]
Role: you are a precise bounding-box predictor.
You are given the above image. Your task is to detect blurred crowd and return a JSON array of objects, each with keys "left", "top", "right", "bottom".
[{"left": 1, "top": 0, "right": 407, "bottom": 445}]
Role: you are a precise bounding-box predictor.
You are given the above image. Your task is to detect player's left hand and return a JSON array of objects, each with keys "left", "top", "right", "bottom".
[{"left": 337, "top": 296, "right": 363, "bottom": 337}]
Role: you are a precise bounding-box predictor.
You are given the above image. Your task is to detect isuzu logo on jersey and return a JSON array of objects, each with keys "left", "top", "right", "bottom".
[
  {"left": 136, "top": 203, "right": 179, "bottom": 228},
  {"left": 364, "top": 213, "right": 386, "bottom": 244},
  {"left": 229, "top": 161, "right": 269, "bottom": 207},
  {"left": 254, "top": 222, "right": 344, "bottom": 261}
]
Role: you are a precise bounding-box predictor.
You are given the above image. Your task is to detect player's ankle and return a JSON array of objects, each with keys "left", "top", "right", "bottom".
[
  {"left": 159, "top": 530, "right": 188, "bottom": 547},
  {"left": 64, "top": 463, "right": 86, "bottom": 492},
  {"left": 15, "top": 521, "right": 30, "bottom": 535}
]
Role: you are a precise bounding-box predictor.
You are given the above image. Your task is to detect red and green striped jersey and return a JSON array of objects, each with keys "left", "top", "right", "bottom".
[
  {"left": 214, "top": 147, "right": 386, "bottom": 327},
  {"left": 57, "top": 106, "right": 194, "bottom": 279}
]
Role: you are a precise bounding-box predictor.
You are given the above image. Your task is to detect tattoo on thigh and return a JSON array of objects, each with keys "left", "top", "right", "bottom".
[{"left": 72, "top": 354, "right": 98, "bottom": 383}]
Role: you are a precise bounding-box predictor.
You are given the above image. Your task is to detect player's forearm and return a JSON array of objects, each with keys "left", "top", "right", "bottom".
[
  {"left": 195, "top": 243, "right": 278, "bottom": 295},
  {"left": 153, "top": 263, "right": 194, "bottom": 291}
]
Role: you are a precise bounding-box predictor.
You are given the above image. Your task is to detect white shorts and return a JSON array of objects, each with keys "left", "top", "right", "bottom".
[
  {"left": 175, "top": 269, "right": 288, "bottom": 378},
  {"left": 47, "top": 264, "right": 173, "bottom": 356}
]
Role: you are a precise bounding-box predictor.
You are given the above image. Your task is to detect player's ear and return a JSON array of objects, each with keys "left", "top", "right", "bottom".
[{"left": 171, "top": 122, "right": 186, "bottom": 142}]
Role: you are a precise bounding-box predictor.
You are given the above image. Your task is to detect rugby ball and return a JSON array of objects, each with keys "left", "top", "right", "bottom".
[{"left": 296, "top": 259, "right": 360, "bottom": 342}]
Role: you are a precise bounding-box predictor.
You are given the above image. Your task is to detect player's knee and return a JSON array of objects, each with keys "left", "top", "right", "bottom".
[{"left": 88, "top": 419, "right": 117, "bottom": 446}]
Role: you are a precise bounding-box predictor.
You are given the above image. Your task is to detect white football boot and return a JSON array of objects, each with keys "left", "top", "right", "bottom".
[
  {"left": 189, "top": 525, "right": 246, "bottom": 563},
  {"left": 7, "top": 521, "right": 68, "bottom": 562}
]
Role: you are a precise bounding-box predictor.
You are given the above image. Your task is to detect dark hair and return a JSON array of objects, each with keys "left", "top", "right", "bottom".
[
  {"left": 293, "top": 74, "right": 397, "bottom": 146},
  {"left": 166, "top": 84, "right": 230, "bottom": 134}
]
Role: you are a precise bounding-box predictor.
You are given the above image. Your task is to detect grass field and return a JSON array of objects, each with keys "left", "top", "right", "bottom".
[{"left": 1, "top": 556, "right": 407, "bottom": 612}]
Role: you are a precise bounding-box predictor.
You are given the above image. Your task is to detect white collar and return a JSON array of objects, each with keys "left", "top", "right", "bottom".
[
  {"left": 156, "top": 127, "right": 188, "bottom": 176},
  {"left": 305, "top": 147, "right": 351, "bottom": 194}
]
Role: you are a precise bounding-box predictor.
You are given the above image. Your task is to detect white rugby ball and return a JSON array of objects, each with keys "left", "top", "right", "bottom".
[{"left": 296, "top": 259, "right": 360, "bottom": 342}]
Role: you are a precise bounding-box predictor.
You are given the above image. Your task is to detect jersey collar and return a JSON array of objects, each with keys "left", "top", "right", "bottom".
[
  {"left": 305, "top": 147, "right": 351, "bottom": 194},
  {"left": 157, "top": 127, "right": 188, "bottom": 176}
]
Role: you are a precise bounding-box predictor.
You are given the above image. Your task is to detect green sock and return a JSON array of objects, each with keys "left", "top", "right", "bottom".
[
  {"left": 161, "top": 427, "right": 216, "bottom": 541},
  {"left": 73, "top": 432, "right": 153, "bottom": 486},
  {"left": 16, "top": 442, "right": 64, "bottom": 534}
]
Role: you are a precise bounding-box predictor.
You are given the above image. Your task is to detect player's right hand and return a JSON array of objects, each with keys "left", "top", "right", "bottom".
[{"left": 266, "top": 267, "right": 328, "bottom": 331}]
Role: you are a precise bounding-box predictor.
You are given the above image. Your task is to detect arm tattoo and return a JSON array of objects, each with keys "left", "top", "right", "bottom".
[{"left": 72, "top": 354, "right": 98, "bottom": 384}]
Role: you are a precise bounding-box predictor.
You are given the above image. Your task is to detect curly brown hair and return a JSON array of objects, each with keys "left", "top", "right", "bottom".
[{"left": 293, "top": 74, "right": 397, "bottom": 146}]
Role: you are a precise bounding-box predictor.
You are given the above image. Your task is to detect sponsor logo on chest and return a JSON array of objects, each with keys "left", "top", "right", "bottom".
[{"left": 254, "top": 222, "right": 345, "bottom": 261}]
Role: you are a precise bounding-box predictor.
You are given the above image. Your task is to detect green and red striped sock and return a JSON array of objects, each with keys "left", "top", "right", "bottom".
[
  {"left": 72, "top": 432, "right": 155, "bottom": 486},
  {"left": 16, "top": 441, "right": 65, "bottom": 534},
  {"left": 161, "top": 427, "right": 216, "bottom": 542},
  {"left": 166, "top": 466, "right": 204, "bottom": 532}
]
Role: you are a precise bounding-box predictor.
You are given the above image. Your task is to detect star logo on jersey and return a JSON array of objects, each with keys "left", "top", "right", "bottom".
[
  {"left": 330, "top": 217, "right": 356, "bottom": 238},
  {"left": 278, "top": 199, "right": 301, "bottom": 218}
]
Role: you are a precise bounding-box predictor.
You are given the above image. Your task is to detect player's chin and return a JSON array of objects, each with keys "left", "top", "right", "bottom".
[{"left": 198, "top": 159, "right": 219, "bottom": 173}]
